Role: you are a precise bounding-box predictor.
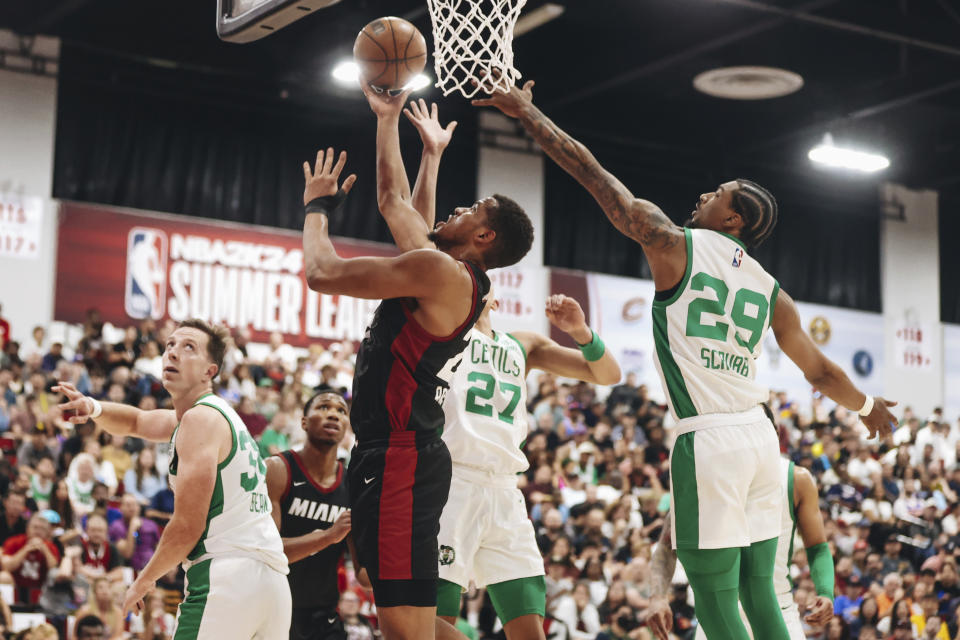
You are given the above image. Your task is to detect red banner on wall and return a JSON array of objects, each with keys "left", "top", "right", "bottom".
[{"left": 54, "top": 203, "right": 398, "bottom": 348}]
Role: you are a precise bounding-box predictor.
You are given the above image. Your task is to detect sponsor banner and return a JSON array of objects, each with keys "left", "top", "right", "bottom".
[
  {"left": 0, "top": 193, "right": 43, "bottom": 260},
  {"left": 945, "top": 324, "right": 960, "bottom": 420},
  {"left": 55, "top": 203, "right": 397, "bottom": 348},
  {"left": 488, "top": 265, "right": 549, "bottom": 336}
]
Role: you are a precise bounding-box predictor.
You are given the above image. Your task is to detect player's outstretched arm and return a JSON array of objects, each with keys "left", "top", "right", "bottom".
[
  {"left": 53, "top": 381, "right": 176, "bottom": 442},
  {"left": 770, "top": 289, "right": 896, "bottom": 439},
  {"left": 362, "top": 86, "right": 434, "bottom": 252},
  {"left": 514, "top": 295, "right": 621, "bottom": 385},
  {"left": 647, "top": 514, "right": 676, "bottom": 640},
  {"left": 794, "top": 466, "right": 835, "bottom": 627},
  {"left": 302, "top": 148, "right": 465, "bottom": 301},
  {"left": 406, "top": 98, "right": 457, "bottom": 233},
  {"left": 121, "top": 406, "right": 223, "bottom": 616},
  {"left": 472, "top": 81, "right": 685, "bottom": 284},
  {"left": 264, "top": 456, "right": 352, "bottom": 564}
]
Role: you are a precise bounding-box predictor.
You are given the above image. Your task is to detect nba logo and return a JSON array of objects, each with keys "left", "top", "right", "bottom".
[
  {"left": 732, "top": 247, "right": 743, "bottom": 268},
  {"left": 125, "top": 228, "right": 168, "bottom": 320}
]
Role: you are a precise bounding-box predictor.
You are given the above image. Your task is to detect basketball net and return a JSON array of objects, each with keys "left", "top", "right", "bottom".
[{"left": 426, "top": 0, "right": 528, "bottom": 98}]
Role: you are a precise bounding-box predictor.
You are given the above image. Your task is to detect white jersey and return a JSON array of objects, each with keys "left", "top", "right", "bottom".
[
  {"left": 442, "top": 328, "right": 529, "bottom": 475},
  {"left": 169, "top": 394, "right": 288, "bottom": 574},
  {"left": 774, "top": 457, "right": 798, "bottom": 601},
  {"left": 652, "top": 228, "right": 779, "bottom": 424}
]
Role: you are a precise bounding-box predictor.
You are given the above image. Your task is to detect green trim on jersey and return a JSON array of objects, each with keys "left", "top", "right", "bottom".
[
  {"left": 196, "top": 399, "right": 240, "bottom": 472},
  {"left": 503, "top": 332, "right": 528, "bottom": 363},
  {"left": 768, "top": 280, "right": 781, "bottom": 326},
  {"left": 652, "top": 228, "right": 694, "bottom": 308},
  {"left": 671, "top": 433, "right": 700, "bottom": 549},
  {"left": 653, "top": 305, "right": 697, "bottom": 418},
  {"left": 174, "top": 559, "right": 211, "bottom": 640},
  {"left": 717, "top": 231, "right": 747, "bottom": 251}
]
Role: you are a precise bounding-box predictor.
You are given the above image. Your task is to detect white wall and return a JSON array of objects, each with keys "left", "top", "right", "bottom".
[
  {"left": 0, "top": 68, "right": 59, "bottom": 344},
  {"left": 880, "top": 183, "right": 942, "bottom": 412}
]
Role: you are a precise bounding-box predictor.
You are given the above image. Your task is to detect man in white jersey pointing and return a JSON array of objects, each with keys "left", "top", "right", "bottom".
[
  {"left": 646, "top": 457, "right": 835, "bottom": 640},
  {"left": 473, "top": 81, "right": 897, "bottom": 639},
  {"left": 436, "top": 292, "right": 620, "bottom": 640},
  {"left": 55, "top": 319, "right": 290, "bottom": 639}
]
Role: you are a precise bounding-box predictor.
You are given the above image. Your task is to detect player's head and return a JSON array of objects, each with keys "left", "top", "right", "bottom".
[
  {"left": 162, "top": 319, "right": 229, "bottom": 394},
  {"left": 685, "top": 179, "right": 777, "bottom": 248},
  {"left": 301, "top": 391, "right": 349, "bottom": 448},
  {"left": 427, "top": 194, "right": 534, "bottom": 269}
]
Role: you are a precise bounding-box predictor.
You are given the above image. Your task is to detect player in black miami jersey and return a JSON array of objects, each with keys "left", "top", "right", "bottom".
[
  {"left": 266, "top": 392, "right": 364, "bottom": 640},
  {"left": 300, "top": 97, "right": 534, "bottom": 639}
]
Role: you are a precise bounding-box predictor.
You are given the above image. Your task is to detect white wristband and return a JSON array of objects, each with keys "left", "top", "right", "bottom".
[
  {"left": 858, "top": 395, "right": 874, "bottom": 417},
  {"left": 89, "top": 398, "right": 103, "bottom": 419}
]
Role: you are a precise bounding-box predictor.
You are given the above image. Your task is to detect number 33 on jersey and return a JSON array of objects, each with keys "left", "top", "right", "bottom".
[{"left": 653, "top": 228, "right": 779, "bottom": 421}]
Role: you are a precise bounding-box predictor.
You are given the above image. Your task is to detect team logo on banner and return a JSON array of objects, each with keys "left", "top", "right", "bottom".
[
  {"left": 809, "top": 316, "right": 831, "bottom": 346},
  {"left": 125, "top": 227, "right": 168, "bottom": 320}
]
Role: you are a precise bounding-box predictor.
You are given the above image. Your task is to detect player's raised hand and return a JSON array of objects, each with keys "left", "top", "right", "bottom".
[
  {"left": 544, "top": 295, "right": 588, "bottom": 337},
  {"left": 361, "top": 82, "right": 412, "bottom": 120},
  {"left": 303, "top": 148, "right": 358, "bottom": 206},
  {"left": 861, "top": 396, "right": 898, "bottom": 440},
  {"left": 53, "top": 381, "right": 95, "bottom": 424},
  {"left": 404, "top": 99, "right": 457, "bottom": 154},
  {"left": 471, "top": 77, "right": 535, "bottom": 119}
]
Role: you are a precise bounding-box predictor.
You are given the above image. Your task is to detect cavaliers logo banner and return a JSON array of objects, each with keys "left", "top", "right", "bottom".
[{"left": 55, "top": 202, "right": 397, "bottom": 347}]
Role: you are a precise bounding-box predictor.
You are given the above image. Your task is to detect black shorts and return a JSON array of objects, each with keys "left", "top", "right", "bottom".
[
  {"left": 348, "top": 432, "right": 452, "bottom": 607},
  {"left": 290, "top": 608, "right": 346, "bottom": 640}
]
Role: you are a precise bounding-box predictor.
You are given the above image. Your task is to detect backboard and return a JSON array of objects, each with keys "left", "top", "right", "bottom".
[{"left": 216, "top": 0, "right": 343, "bottom": 43}]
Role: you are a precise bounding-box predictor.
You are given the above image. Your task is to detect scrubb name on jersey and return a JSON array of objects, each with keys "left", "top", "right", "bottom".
[
  {"left": 700, "top": 347, "right": 750, "bottom": 377},
  {"left": 288, "top": 498, "right": 348, "bottom": 523}
]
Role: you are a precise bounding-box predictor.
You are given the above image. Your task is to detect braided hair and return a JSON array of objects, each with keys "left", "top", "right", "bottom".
[{"left": 731, "top": 179, "right": 778, "bottom": 248}]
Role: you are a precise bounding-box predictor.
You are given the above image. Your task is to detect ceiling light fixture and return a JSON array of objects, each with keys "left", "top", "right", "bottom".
[
  {"left": 514, "top": 3, "right": 565, "bottom": 37},
  {"left": 332, "top": 61, "right": 431, "bottom": 92},
  {"left": 403, "top": 74, "right": 432, "bottom": 91},
  {"left": 693, "top": 66, "right": 803, "bottom": 100},
  {"left": 808, "top": 134, "right": 890, "bottom": 173}
]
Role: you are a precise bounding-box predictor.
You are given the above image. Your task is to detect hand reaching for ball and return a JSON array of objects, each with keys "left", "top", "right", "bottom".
[
  {"left": 361, "top": 82, "right": 411, "bottom": 120},
  {"left": 404, "top": 99, "right": 458, "bottom": 154},
  {"left": 472, "top": 78, "right": 535, "bottom": 119},
  {"left": 302, "top": 148, "right": 357, "bottom": 206}
]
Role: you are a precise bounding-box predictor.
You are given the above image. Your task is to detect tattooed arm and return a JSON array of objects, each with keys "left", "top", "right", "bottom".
[
  {"left": 473, "top": 81, "right": 686, "bottom": 289},
  {"left": 647, "top": 514, "right": 676, "bottom": 640}
]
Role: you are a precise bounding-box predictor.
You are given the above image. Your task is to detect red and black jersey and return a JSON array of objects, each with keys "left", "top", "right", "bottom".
[{"left": 350, "top": 260, "right": 489, "bottom": 445}]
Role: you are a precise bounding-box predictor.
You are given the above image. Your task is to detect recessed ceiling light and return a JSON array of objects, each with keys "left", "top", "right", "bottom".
[
  {"left": 808, "top": 134, "right": 890, "bottom": 173},
  {"left": 693, "top": 66, "right": 803, "bottom": 100},
  {"left": 332, "top": 60, "right": 359, "bottom": 86}
]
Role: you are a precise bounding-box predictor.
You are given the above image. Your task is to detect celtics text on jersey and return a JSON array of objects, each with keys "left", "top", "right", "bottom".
[{"left": 652, "top": 228, "right": 779, "bottom": 421}]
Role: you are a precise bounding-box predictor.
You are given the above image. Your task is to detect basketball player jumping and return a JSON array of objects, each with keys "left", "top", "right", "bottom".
[
  {"left": 473, "top": 82, "right": 896, "bottom": 639},
  {"left": 371, "top": 90, "right": 621, "bottom": 640},
  {"left": 300, "top": 132, "right": 533, "bottom": 640},
  {"left": 55, "top": 319, "right": 290, "bottom": 639},
  {"left": 265, "top": 391, "right": 361, "bottom": 640},
  {"left": 646, "top": 457, "right": 835, "bottom": 640}
]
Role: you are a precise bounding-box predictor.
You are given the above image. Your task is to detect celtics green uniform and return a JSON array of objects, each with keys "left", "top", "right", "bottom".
[{"left": 168, "top": 394, "right": 290, "bottom": 639}]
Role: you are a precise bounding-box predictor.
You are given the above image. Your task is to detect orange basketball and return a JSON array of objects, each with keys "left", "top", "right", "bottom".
[{"left": 353, "top": 16, "right": 428, "bottom": 91}]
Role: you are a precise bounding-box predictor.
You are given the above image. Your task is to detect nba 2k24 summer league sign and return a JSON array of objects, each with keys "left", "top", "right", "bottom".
[
  {"left": 0, "top": 193, "right": 43, "bottom": 260},
  {"left": 54, "top": 203, "right": 397, "bottom": 347}
]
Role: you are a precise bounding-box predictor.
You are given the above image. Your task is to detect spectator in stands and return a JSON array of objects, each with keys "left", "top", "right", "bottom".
[
  {"left": 128, "top": 590, "right": 175, "bottom": 639},
  {"left": 74, "top": 577, "right": 123, "bottom": 640},
  {"left": 264, "top": 331, "right": 297, "bottom": 377},
  {"left": 145, "top": 475, "right": 174, "bottom": 527},
  {"left": 552, "top": 580, "right": 601, "bottom": 640},
  {"left": 67, "top": 453, "right": 97, "bottom": 519},
  {"left": 74, "top": 613, "right": 106, "bottom": 640},
  {"left": 28, "top": 455, "right": 56, "bottom": 510},
  {"left": 0, "top": 304, "right": 10, "bottom": 351},
  {"left": 882, "top": 534, "right": 909, "bottom": 575},
  {"left": 20, "top": 326, "right": 46, "bottom": 362},
  {"left": 109, "top": 493, "right": 159, "bottom": 572},
  {"left": 132, "top": 340, "right": 163, "bottom": 395},
  {"left": 0, "top": 489, "right": 27, "bottom": 544},
  {"left": 1, "top": 512, "right": 60, "bottom": 605},
  {"left": 79, "top": 513, "right": 123, "bottom": 582},
  {"left": 81, "top": 440, "right": 117, "bottom": 494},
  {"left": 17, "top": 425, "right": 58, "bottom": 471},
  {"left": 339, "top": 590, "right": 375, "bottom": 640},
  {"left": 39, "top": 543, "right": 84, "bottom": 620},
  {"left": 99, "top": 434, "right": 132, "bottom": 482},
  {"left": 123, "top": 446, "right": 163, "bottom": 506},
  {"left": 834, "top": 573, "right": 864, "bottom": 622}
]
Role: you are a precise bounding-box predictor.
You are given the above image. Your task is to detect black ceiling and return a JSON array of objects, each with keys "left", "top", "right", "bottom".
[{"left": 3, "top": 0, "right": 960, "bottom": 199}]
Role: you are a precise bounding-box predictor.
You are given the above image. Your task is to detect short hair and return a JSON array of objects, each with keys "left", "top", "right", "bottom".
[
  {"left": 75, "top": 614, "right": 105, "bottom": 633},
  {"left": 484, "top": 194, "right": 534, "bottom": 269},
  {"left": 176, "top": 319, "right": 229, "bottom": 380},
  {"left": 732, "top": 179, "right": 778, "bottom": 248},
  {"left": 303, "top": 391, "right": 347, "bottom": 415}
]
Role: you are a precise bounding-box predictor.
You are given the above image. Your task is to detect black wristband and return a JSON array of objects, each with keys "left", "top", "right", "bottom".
[{"left": 305, "top": 189, "right": 348, "bottom": 216}]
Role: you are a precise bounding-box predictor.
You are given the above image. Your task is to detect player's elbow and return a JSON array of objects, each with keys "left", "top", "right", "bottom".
[
  {"left": 376, "top": 192, "right": 408, "bottom": 218},
  {"left": 305, "top": 261, "right": 343, "bottom": 293},
  {"left": 596, "top": 363, "right": 622, "bottom": 386}
]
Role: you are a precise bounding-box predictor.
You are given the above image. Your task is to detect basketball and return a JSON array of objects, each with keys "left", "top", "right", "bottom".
[{"left": 353, "top": 16, "right": 427, "bottom": 91}]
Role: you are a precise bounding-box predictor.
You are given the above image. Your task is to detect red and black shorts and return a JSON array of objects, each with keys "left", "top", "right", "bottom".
[{"left": 347, "top": 431, "right": 452, "bottom": 608}]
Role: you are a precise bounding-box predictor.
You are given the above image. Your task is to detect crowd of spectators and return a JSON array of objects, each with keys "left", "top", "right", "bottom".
[{"left": 0, "top": 305, "right": 958, "bottom": 640}]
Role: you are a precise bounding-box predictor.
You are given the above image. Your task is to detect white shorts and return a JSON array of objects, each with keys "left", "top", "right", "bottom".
[
  {"left": 174, "top": 556, "right": 292, "bottom": 640},
  {"left": 692, "top": 600, "right": 803, "bottom": 640},
  {"left": 670, "top": 412, "right": 781, "bottom": 549},
  {"left": 437, "top": 465, "right": 544, "bottom": 589}
]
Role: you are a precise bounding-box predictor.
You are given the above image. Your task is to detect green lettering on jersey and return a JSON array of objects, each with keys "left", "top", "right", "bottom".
[
  {"left": 684, "top": 271, "right": 769, "bottom": 356},
  {"left": 464, "top": 372, "right": 524, "bottom": 425},
  {"left": 238, "top": 431, "right": 266, "bottom": 492}
]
